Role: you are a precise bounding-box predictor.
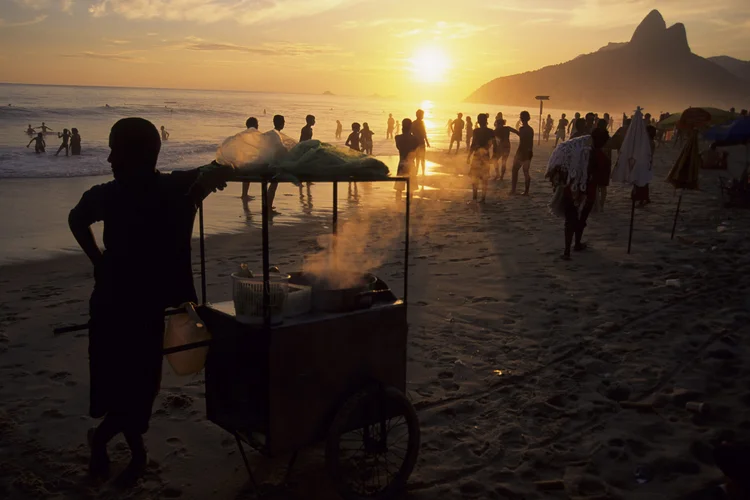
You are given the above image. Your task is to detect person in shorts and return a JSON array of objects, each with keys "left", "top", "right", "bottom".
[
  {"left": 394, "top": 118, "right": 419, "bottom": 202},
  {"left": 510, "top": 111, "right": 534, "bottom": 196},
  {"left": 448, "top": 113, "right": 465, "bottom": 154},
  {"left": 466, "top": 113, "right": 494, "bottom": 203},
  {"left": 493, "top": 118, "right": 519, "bottom": 181}
]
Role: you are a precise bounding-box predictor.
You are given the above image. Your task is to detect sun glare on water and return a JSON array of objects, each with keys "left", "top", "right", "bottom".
[{"left": 410, "top": 47, "right": 449, "bottom": 83}]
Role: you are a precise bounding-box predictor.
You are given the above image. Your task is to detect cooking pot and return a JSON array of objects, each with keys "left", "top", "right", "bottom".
[{"left": 310, "top": 272, "right": 378, "bottom": 313}]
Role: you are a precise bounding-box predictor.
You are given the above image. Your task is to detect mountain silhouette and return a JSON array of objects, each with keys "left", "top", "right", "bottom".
[
  {"left": 708, "top": 56, "right": 750, "bottom": 83},
  {"left": 466, "top": 10, "right": 750, "bottom": 112}
]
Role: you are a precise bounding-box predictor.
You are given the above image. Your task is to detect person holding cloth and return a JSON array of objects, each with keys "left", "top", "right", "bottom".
[{"left": 68, "top": 117, "right": 234, "bottom": 486}]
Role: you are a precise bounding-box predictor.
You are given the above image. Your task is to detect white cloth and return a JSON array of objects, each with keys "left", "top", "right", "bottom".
[
  {"left": 546, "top": 135, "right": 592, "bottom": 193},
  {"left": 215, "top": 127, "right": 297, "bottom": 169},
  {"left": 611, "top": 108, "right": 653, "bottom": 186}
]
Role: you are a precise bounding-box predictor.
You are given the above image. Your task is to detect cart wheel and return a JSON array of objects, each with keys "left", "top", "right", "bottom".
[{"left": 326, "top": 385, "right": 420, "bottom": 500}]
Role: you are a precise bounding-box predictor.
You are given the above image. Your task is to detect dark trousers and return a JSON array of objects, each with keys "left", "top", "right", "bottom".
[{"left": 564, "top": 193, "right": 594, "bottom": 254}]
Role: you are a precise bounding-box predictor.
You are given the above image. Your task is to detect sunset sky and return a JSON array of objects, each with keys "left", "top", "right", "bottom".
[{"left": 1, "top": 0, "right": 749, "bottom": 100}]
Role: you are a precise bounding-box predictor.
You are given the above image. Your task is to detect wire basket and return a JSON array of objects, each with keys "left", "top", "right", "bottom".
[{"left": 231, "top": 273, "right": 290, "bottom": 325}]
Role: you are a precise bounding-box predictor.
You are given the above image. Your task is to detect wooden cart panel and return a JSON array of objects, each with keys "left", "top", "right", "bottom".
[{"left": 199, "top": 302, "right": 407, "bottom": 456}]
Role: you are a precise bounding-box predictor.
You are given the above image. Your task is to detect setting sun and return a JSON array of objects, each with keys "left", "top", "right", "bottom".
[{"left": 410, "top": 47, "right": 450, "bottom": 84}]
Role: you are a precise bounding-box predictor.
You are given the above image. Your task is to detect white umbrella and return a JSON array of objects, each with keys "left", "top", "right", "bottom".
[
  {"left": 612, "top": 107, "right": 653, "bottom": 186},
  {"left": 611, "top": 107, "right": 653, "bottom": 253}
]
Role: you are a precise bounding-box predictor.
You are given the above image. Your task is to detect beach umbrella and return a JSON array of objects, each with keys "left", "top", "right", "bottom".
[
  {"left": 666, "top": 129, "right": 701, "bottom": 238},
  {"left": 611, "top": 107, "right": 653, "bottom": 253},
  {"left": 656, "top": 107, "right": 736, "bottom": 131},
  {"left": 666, "top": 130, "right": 701, "bottom": 190}
]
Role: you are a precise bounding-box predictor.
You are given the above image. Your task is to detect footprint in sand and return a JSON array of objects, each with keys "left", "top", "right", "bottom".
[{"left": 50, "top": 371, "right": 71, "bottom": 381}]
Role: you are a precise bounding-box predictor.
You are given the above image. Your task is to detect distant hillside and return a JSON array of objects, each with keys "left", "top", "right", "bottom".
[
  {"left": 466, "top": 10, "right": 750, "bottom": 112},
  {"left": 708, "top": 56, "right": 750, "bottom": 83}
]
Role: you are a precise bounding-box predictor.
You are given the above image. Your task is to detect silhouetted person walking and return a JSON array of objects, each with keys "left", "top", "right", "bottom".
[
  {"left": 448, "top": 113, "right": 464, "bottom": 154},
  {"left": 55, "top": 128, "right": 71, "bottom": 156},
  {"left": 555, "top": 114, "right": 569, "bottom": 146},
  {"left": 386, "top": 114, "right": 395, "bottom": 139},
  {"left": 335, "top": 120, "right": 343, "bottom": 139},
  {"left": 412, "top": 109, "right": 430, "bottom": 176},
  {"left": 70, "top": 128, "right": 81, "bottom": 155},
  {"left": 394, "top": 118, "right": 419, "bottom": 202},
  {"left": 493, "top": 118, "right": 519, "bottom": 180},
  {"left": 466, "top": 113, "right": 494, "bottom": 203},
  {"left": 241, "top": 117, "right": 259, "bottom": 199},
  {"left": 266, "top": 115, "right": 285, "bottom": 210},
  {"left": 360, "top": 122, "right": 374, "bottom": 155},
  {"left": 510, "top": 111, "right": 533, "bottom": 196}
]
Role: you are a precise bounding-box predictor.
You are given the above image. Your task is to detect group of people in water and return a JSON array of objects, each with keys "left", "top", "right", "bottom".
[{"left": 26, "top": 123, "right": 82, "bottom": 156}]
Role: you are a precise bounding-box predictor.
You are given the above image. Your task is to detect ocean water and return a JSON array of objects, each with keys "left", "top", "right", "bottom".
[
  {"left": 0, "top": 83, "right": 554, "bottom": 179},
  {"left": 0, "top": 83, "right": 573, "bottom": 264}
]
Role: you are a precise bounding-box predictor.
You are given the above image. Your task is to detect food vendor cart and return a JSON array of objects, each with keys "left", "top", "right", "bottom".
[{"left": 195, "top": 173, "right": 419, "bottom": 499}]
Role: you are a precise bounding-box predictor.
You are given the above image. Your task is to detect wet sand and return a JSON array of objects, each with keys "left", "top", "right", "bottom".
[{"left": 2, "top": 141, "right": 750, "bottom": 499}]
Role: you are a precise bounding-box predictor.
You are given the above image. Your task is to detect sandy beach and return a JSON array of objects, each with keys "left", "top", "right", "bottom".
[{"left": 2, "top": 140, "right": 750, "bottom": 499}]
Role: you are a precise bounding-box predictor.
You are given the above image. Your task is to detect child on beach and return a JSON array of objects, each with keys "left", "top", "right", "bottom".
[
  {"left": 160, "top": 125, "right": 170, "bottom": 141},
  {"left": 68, "top": 117, "right": 233, "bottom": 486},
  {"left": 345, "top": 122, "right": 361, "bottom": 151},
  {"left": 27, "top": 132, "right": 45, "bottom": 153}
]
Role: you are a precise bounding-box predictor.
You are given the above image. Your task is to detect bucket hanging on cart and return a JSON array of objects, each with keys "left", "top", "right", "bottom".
[{"left": 164, "top": 302, "right": 211, "bottom": 375}]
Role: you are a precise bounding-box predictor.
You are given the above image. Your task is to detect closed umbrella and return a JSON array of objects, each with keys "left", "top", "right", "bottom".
[
  {"left": 666, "top": 109, "right": 715, "bottom": 239},
  {"left": 611, "top": 107, "right": 653, "bottom": 253}
]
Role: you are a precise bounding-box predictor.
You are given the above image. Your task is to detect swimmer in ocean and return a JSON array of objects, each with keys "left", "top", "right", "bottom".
[
  {"left": 160, "top": 126, "right": 169, "bottom": 141},
  {"left": 26, "top": 124, "right": 35, "bottom": 135},
  {"left": 27, "top": 132, "right": 46, "bottom": 153},
  {"left": 55, "top": 128, "right": 71, "bottom": 156},
  {"left": 36, "top": 122, "right": 53, "bottom": 134}
]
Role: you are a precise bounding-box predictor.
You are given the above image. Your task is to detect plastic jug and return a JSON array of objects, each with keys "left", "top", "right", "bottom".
[{"left": 164, "top": 303, "right": 211, "bottom": 375}]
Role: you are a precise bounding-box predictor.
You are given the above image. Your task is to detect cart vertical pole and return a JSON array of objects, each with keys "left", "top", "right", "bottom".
[
  {"left": 199, "top": 201, "right": 207, "bottom": 304},
  {"left": 670, "top": 193, "right": 683, "bottom": 240},
  {"left": 332, "top": 181, "right": 338, "bottom": 235},
  {"left": 404, "top": 177, "right": 410, "bottom": 304},
  {"left": 261, "top": 178, "right": 271, "bottom": 327},
  {"left": 627, "top": 199, "right": 635, "bottom": 254}
]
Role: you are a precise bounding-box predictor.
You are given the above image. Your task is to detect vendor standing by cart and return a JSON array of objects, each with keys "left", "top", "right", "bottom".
[{"left": 68, "top": 117, "right": 234, "bottom": 486}]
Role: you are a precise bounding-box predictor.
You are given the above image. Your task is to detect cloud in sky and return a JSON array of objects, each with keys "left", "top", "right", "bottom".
[
  {"left": 104, "top": 38, "right": 131, "bottom": 44},
  {"left": 339, "top": 18, "right": 488, "bottom": 40},
  {"left": 0, "top": 14, "right": 48, "bottom": 27},
  {"left": 61, "top": 51, "right": 142, "bottom": 61},
  {"left": 14, "top": 0, "right": 72, "bottom": 12},
  {"left": 87, "top": 0, "right": 357, "bottom": 25},
  {"left": 185, "top": 40, "right": 342, "bottom": 56}
]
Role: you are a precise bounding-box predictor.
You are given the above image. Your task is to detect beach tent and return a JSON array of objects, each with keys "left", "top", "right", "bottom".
[
  {"left": 611, "top": 107, "right": 653, "bottom": 253},
  {"left": 656, "top": 107, "right": 736, "bottom": 131}
]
